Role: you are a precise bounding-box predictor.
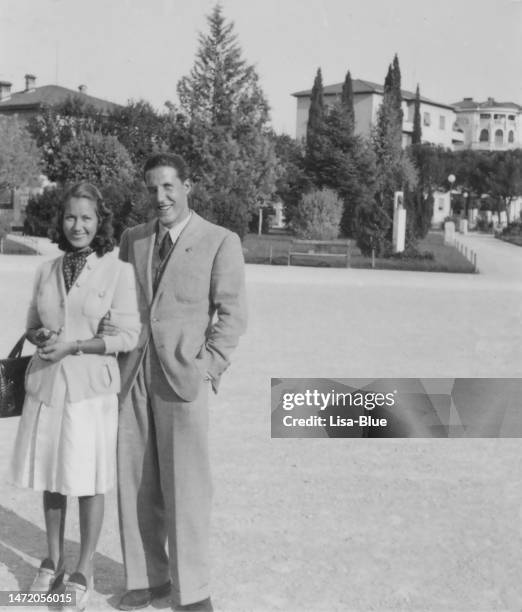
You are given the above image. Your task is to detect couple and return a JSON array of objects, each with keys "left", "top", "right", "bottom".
[{"left": 8, "top": 153, "right": 247, "bottom": 611}]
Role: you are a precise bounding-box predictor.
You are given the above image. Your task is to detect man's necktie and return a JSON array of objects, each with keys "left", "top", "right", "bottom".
[{"left": 159, "top": 231, "right": 173, "bottom": 261}]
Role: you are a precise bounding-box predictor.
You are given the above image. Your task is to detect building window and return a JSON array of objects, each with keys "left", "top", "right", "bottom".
[
  {"left": 480, "top": 113, "right": 491, "bottom": 119},
  {"left": 423, "top": 112, "right": 431, "bottom": 126},
  {"left": 508, "top": 115, "right": 516, "bottom": 121},
  {"left": 495, "top": 129, "right": 503, "bottom": 145},
  {"left": 508, "top": 130, "right": 514, "bottom": 143},
  {"left": 439, "top": 116, "right": 446, "bottom": 130},
  {"left": 494, "top": 114, "right": 505, "bottom": 120},
  {"left": 479, "top": 129, "right": 489, "bottom": 142}
]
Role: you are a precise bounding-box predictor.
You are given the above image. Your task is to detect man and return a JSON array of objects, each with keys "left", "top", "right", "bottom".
[{"left": 105, "top": 153, "right": 247, "bottom": 611}]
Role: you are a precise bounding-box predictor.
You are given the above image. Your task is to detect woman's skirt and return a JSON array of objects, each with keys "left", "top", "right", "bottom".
[{"left": 8, "top": 387, "right": 118, "bottom": 496}]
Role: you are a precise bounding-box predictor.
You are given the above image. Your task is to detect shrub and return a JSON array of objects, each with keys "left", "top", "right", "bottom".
[
  {"left": 352, "top": 202, "right": 391, "bottom": 256},
  {"left": 290, "top": 188, "right": 343, "bottom": 240},
  {"left": 475, "top": 217, "right": 494, "bottom": 233},
  {"left": 24, "top": 186, "right": 66, "bottom": 237},
  {"left": 501, "top": 221, "right": 522, "bottom": 236}
]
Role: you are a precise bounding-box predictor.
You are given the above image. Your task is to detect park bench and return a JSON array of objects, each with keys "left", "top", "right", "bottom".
[{"left": 287, "top": 239, "right": 351, "bottom": 267}]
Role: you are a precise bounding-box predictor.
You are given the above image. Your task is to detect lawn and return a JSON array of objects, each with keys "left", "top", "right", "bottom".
[
  {"left": 242, "top": 231, "right": 476, "bottom": 273},
  {"left": 497, "top": 234, "right": 522, "bottom": 247},
  {"left": 0, "top": 237, "right": 38, "bottom": 255}
]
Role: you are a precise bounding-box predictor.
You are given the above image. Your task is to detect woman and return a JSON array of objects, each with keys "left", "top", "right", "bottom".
[{"left": 8, "top": 182, "right": 140, "bottom": 609}]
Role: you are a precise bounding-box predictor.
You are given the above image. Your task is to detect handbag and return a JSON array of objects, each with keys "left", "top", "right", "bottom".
[{"left": 0, "top": 334, "right": 32, "bottom": 418}]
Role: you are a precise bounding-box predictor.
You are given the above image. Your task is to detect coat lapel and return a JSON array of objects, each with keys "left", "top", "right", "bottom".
[
  {"left": 151, "top": 212, "right": 205, "bottom": 306},
  {"left": 133, "top": 220, "right": 156, "bottom": 304}
]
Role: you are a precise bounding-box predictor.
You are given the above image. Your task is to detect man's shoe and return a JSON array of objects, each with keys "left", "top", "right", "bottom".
[
  {"left": 174, "top": 597, "right": 213, "bottom": 612},
  {"left": 118, "top": 581, "right": 171, "bottom": 611}
]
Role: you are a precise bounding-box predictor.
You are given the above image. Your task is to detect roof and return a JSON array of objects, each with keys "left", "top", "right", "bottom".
[
  {"left": 451, "top": 98, "right": 522, "bottom": 112},
  {"left": 292, "top": 78, "right": 455, "bottom": 111},
  {"left": 0, "top": 84, "right": 121, "bottom": 113}
]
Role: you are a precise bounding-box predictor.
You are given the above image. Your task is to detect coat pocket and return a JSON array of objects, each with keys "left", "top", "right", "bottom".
[{"left": 90, "top": 359, "right": 120, "bottom": 394}]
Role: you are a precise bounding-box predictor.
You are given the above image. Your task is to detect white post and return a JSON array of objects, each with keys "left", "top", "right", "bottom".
[{"left": 392, "top": 191, "right": 406, "bottom": 253}]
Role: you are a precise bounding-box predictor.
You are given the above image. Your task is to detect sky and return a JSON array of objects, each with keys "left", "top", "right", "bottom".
[{"left": 2, "top": 0, "right": 522, "bottom": 135}]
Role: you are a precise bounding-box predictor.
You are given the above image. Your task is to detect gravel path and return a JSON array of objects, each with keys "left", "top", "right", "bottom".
[{"left": 1, "top": 234, "right": 522, "bottom": 611}]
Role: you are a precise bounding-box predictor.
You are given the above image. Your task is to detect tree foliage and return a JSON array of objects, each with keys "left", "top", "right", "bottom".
[
  {"left": 27, "top": 97, "right": 106, "bottom": 182},
  {"left": 412, "top": 84, "right": 422, "bottom": 145},
  {"left": 24, "top": 186, "right": 66, "bottom": 237},
  {"left": 305, "top": 68, "right": 325, "bottom": 167},
  {"left": 270, "top": 132, "right": 311, "bottom": 226},
  {"left": 372, "top": 55, "right": 416, "bottom": 216},
  {"left": 178, "top": 5, "right": 269, "bottom": 129},
  {"left": 0, "top": 116, "right": 42, "bottom": 189},
  {"left": 175, "top": 4, "right": 278, "bottom": 238},
  {"left": 105, "top": 100, "right": 175, "bottom": 169},
  {"left": 341, "top": 71, "right": 355, "bottom": 135},
  {"left": 290, "top": 188, "right": 343, "bottom": 240},
  {"left": 353, "top": 201, "right": 391, "bottom": 257},
  {"left": 53, "top": 131, "right": 135, "bottom": 186},
  {"left": 303, "top": 68, "right": 376, "bottom": 237}
]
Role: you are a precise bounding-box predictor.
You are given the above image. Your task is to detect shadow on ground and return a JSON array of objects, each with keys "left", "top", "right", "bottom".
[{"left": 0, "top": 504, "right": 124, "bottom": 600}]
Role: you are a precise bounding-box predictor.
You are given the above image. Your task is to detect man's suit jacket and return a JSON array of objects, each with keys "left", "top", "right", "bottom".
[{"left": 117, "top": 211, "right": 247, "bottom": 403}]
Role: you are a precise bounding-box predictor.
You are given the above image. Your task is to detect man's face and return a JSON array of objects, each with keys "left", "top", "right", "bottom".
[{"left": 145, "top": 165, "right": 191, "bottom": 228}]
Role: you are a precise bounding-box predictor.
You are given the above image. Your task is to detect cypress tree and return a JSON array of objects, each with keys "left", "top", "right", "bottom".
[
  {"left": 391, "top": 54, "right": 403, "bottom": 132},
  {"left": 412, "top": 84, "right": 422, "bottom": 145},
  {"left": 341, "top": 70, "right": 355, "bottom": 135},
  {"left": 372, "top": 55, "right": 407, "bottom": 215},
  {"left": 306, "top": 68, "right": 325, "bottom": 158}
]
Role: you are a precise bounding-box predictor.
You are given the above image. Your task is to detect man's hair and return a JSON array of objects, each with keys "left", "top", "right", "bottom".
[
  {"left": 143, "top": 153, "right": 190, "bottom": 182},
  {"left": 50, "top": 181, "right": 115, "bottom": 256}
]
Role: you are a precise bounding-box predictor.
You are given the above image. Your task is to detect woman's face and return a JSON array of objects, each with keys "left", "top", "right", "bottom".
[{"left": 62, "top": 197, "right": 99, "bottom": 250}]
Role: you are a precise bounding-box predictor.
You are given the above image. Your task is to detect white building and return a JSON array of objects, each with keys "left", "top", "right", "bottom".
[
  {"left": 292, "top": 78, "right": 464, "bottom": 148},
  {"left": 451, "top": 97, "right": 522, "bottom": 150}
]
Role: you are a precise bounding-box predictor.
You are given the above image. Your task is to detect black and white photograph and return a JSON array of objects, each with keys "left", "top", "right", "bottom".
[{"left": 1, "top": 1, "right": 522, "bottom": 610}]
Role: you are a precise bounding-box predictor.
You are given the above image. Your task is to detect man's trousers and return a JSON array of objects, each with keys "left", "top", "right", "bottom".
[{"left": 117, "top": 341, "right": 212, "bottom": 606}]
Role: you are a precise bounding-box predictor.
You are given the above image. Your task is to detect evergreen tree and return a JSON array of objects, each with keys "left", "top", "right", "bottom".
[
  {"left": 340, "top": 70, "right": 355, "bottom": 134},
  {"left": 391, "top": 54, "right": 403, "bottom": 127},
  {"left": 372, "top": 54, "right": 415, "bottom": 218},
  {"left": 305, "top": 68, "right": 326, "bottom": 169},
  {"left": 176, "top": 4, "right": 277, "bottom": 238},
  {"left": 412, "top": 84, "right": 422, "bottom": 145},
  {"left": 303, "top": 67, "right": 375, "bottom": 237},
  {"left": 178, "top": 5, "right": 269, "bottom": 129}
]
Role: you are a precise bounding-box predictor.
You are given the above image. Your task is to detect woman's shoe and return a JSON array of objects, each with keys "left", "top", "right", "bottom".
[
  {"left": 64, "top": 572, "right": 93, "bottom": 611},
  {"left": 29, "top": 559, "right": 66, "bottom": 592}
]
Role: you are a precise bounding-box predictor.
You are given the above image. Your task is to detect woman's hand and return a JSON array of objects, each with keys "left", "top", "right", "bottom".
[
  {"left": 27, "top": 327, "right": 58, "bottom": 348},
  {"left": 37, "top": 341, "right": 73, "bottom": 362}
]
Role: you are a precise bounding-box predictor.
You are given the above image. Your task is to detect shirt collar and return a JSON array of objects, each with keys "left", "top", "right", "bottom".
[{"left": 157, "top": 211, "right": 192, "bottom": 245}]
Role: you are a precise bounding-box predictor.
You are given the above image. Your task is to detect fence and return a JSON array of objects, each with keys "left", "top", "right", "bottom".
[{"left": 454, "top": 239, "right": 478, "bottom": 272}]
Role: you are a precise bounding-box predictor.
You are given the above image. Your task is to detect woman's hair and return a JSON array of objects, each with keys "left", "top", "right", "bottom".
[{"left": 50, "top": 181, "right": 115, "bottom": 256}]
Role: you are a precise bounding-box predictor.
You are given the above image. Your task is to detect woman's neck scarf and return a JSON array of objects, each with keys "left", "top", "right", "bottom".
[{"left": 63, "top": 247, "right": 93, "bottom": 293}]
